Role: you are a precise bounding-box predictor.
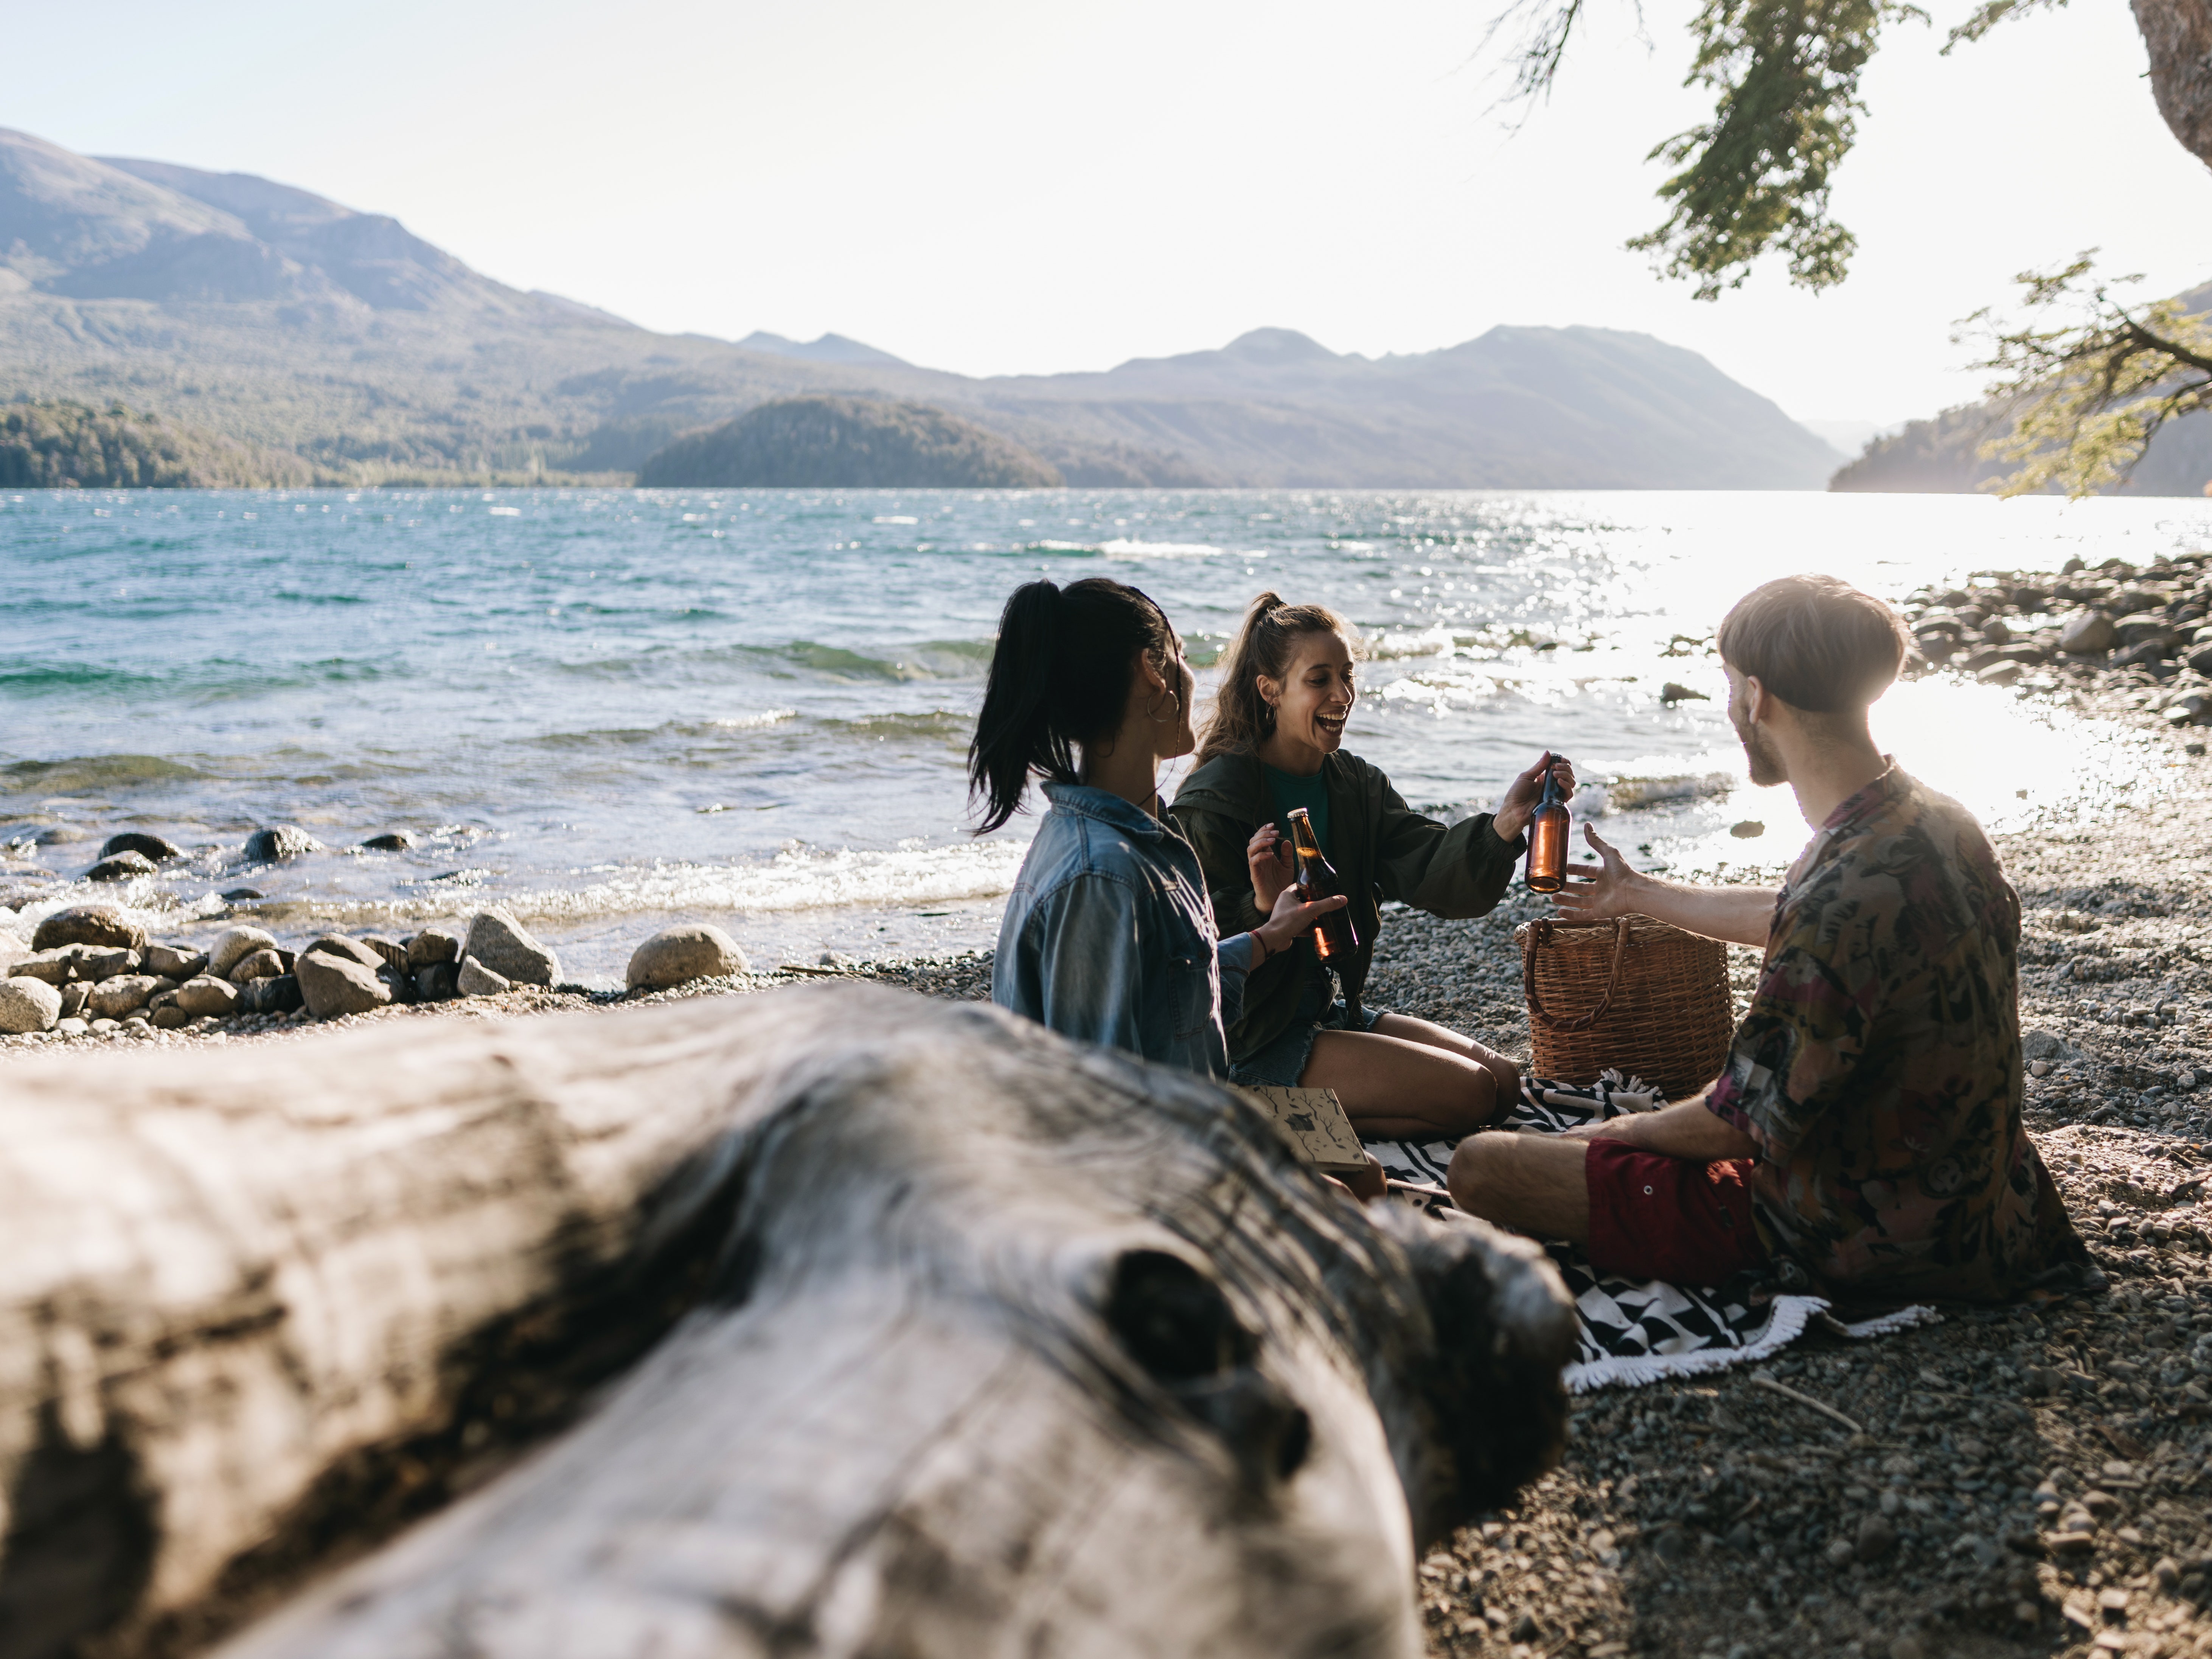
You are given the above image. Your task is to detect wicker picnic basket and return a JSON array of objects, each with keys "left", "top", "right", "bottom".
[{"left": 1512, "top": 915, "right": 1734, "bottom": 1100}]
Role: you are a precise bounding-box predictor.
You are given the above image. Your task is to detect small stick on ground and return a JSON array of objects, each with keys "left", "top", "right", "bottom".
[{"left": 1748, "top": 1374, "right": 1864, "bottom": 1435}]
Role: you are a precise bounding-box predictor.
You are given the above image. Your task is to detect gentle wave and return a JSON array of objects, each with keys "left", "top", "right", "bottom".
[{"left": 1, "top": 838, "right": 1034, "bottom": 938}]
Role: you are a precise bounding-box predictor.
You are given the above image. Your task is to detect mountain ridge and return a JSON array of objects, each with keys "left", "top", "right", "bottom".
[{"left": 0, "top": 127, "right": 1844, "bottom": 489}]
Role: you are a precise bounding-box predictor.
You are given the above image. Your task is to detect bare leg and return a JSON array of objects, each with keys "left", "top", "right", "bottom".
[
  {"left": 1366, "top": 1012, "right": 1522, "bottom": 1109},
  {"left": 1446, "top": 1132, "right": 1592, "bottom": 1244},
  {"left": 1300, "top": 1027, "right": 1507, "bottom": 1141}
]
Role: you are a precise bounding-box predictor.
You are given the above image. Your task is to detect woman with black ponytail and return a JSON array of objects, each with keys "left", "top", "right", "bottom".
[{"left": 971, "top": 576, "right": 1345, "bottom": 1081}]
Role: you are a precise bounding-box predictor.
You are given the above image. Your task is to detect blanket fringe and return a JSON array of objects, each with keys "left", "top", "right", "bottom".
[{"left": 1564, "top": 1297, "right": 1941, "bottom": 1393}]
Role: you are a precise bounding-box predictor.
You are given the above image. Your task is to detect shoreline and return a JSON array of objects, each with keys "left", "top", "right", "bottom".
[{"left": 10, "top": 558, "right": 2212, "bottom": 1657}]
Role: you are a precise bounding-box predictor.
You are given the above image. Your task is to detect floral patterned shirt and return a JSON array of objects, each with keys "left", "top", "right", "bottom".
[{"left": 1706, "top": 764, "right": 2089, "bottom": 1300}]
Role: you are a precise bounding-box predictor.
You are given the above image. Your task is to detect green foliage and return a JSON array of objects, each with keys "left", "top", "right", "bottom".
[
  {"left": 0, "top": 399, "right": 318, "bottom": 488},
  {"left": 638, "top": 397, "right": 1064, "bottom": 489},
  {"left": 1961, "top": 255, "right": 2212, "bottom": 499},
  {"left": 1628, "top": 0, "right": 1923, "bottom": 299},
  {"left": 1495, "top": 0, "right": 1924, "bottom": 297}
]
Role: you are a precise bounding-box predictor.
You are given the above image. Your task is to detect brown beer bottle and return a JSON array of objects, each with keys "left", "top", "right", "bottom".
[
  {"left": 1286, "top": 806, "right": 1360, "bottom": 962},
  {"left": 1524, "top": 755, "right": 1569, "bottom": 894}
]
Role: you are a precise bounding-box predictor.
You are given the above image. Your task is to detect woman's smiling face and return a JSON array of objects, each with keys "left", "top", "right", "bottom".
[{"left": 1264, "top": 629, "right": 1356, "bottom": 758}]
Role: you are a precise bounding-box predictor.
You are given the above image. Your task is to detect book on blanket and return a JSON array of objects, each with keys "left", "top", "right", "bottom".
[{"left": 1233, "top": 1085, "right": 1370, "bottom": 1176}]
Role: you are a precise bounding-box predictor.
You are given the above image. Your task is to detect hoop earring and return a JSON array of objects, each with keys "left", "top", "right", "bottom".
[{"left": 1146, "top": 690, "right": 1179, "bottom": 725}]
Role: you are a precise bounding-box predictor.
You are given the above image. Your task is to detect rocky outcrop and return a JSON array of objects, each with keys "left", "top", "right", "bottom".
[{"left": 637, "top": 396, "right": 1064, "bottom": 489}]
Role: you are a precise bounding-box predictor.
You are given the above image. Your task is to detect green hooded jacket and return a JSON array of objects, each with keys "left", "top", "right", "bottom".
[{"left": 1168, "top": 747, "right": 1525, "bottom": 1064}]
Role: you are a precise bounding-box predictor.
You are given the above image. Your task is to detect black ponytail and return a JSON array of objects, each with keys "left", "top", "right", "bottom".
[{"left": 968, "top": 577, "right": 1179, "bottom": 833}]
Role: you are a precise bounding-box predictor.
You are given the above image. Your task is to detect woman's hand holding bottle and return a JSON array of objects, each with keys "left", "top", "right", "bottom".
[
  {"left": 1491, "top": 751, "right": 1577, "bottom": 842},
  {"left": 1250, "top": 880, "right": 1346, "bottom": 962}
]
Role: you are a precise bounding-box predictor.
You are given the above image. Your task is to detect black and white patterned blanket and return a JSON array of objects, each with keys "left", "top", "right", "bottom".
[{"left": 1366, "top": 1073, "right": 1939, "bottom": 1393}]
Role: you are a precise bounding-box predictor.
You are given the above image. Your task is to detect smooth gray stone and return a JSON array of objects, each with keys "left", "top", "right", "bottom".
[
  {"left": 455, "top": 956, "right": 512, "bottom": 999},
  {"left": 228, "top": 949, "right": 286, "bottom": 985},
  {"left": 362, "top": 832, "right": 416, "bottom": 851},
  {"left": 86, "top": 976, "right": 162, "bottom": 1019},
  {"left": 296, "top": 953, "right": 392, "bottom": 1021},
  {"left": 31, "top": 907, "right": 145, "bottom": 953},
  {"left": 100, "top": 832, "right": 183, "bottom": 863},
  {"left": 143, "top": 944, "right": 210, "bottom": 980},
  {"left": 626, "top": 924, "right": 748, "bottom": 992},
  {"left": 303, "top": 935, "right": 385, "bottom": 971},
  {"left": 172, "top": 977, "right": 242, "bottom": 1017},
  {"left": 0, "top": 978, "right": 61, "bottom": 1034},
  {"left": 463, "top": 909, "right": 558, "bottom": 988},
  {"left": 210, "top": 927, "right": 281, "bottom": 978},
  {"left": 243, "top": 825, "right": 323, "bottom": 865},
  {"left": 85, "top": 851, "right": 158, "bottom": 884},
  {"left": 404, "top": 926, "right": 463, "bottom": 969}
]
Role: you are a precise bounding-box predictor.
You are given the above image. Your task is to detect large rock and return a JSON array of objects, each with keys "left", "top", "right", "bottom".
[
  {"left": 415, "top": 959, "right": 460, "bottom": 1001},
  {"left": 228, "top": 948, "right": 286, "bottom": 984},
  {"left": 32, "top": 906, "right": 145, "bottom": 952},
  {"left": 10, "top": 948, "right": 84, "bottom": 986},
  {"left": 87, "top": 976, "right": 162, "bottom": 1019},
  {"left": 295, "top": 952, "right": 393, "bottom": 1021},
  {"left": 455, "top": 956, "right": 512, "bottom": 998},
  {"left": 172, "top": 977, "right": 242, "bottom": 1017},
  {"left": 2059, "top": 612, "right": 2117, "bottom": 655},
  {"left": 626, "top": 924, "right": 749, "bottom": 992},
  {"left": 85, "top": 851, "right": 157, "bottom": 884},
  {"left": 303, "top": 935, "right": 385, "bottom": 971},
  {"left": 209, "top": 926, "right": 280, "bottom": 978},
  {"left": 143, "top": 944, "right": 209, "bottom": 980},
  {"left": 405, "top": 926, "right": 463, "bottom": 969},
  {"left": 243, "top": 825, "right": 323, "bottom": 864},
  {"left": 78, "top": 946, "right": 142, "bottom": 982},
  {"left": 0, "top": 977, "right": 62, "bottom": 1033},
  {"left": 464, "top": 908, "right": 559, "bottom": 988},
  {"left": 362, "top": 831, "right": 416, "bottom": 851},
  {"left": 100, "top": 832, "right": 183, "bottom": 863}
]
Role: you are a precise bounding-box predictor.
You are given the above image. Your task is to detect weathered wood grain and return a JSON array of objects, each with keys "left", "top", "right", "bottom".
[{"left": 0, "top": 985, "right": 1572, "bottom": 1659}]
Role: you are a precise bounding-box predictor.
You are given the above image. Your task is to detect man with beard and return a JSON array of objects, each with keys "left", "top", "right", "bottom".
[{"left": 1448, "top": 575, "right": 2090, "bottom": 1302}]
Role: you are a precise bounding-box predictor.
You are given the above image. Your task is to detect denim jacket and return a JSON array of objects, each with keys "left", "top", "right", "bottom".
[{"left": 993, "top": 781, "right": 1255, "bottom": 1077}]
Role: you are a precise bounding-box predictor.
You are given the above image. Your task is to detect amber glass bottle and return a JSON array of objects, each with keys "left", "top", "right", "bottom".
[
  {"left": 1286, "top": 806, "right": 1361, "bottom": 962},
  {"left": 1524, "top": 758, "right": 1570, "bottom": 894}
]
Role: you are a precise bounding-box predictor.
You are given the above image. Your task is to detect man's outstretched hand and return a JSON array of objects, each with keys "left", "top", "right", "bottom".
[{"left": 1555, "top": 825, "right": 1641, "bottom": 921}]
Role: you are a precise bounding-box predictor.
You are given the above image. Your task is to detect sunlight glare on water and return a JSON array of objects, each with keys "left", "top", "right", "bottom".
[{"left": 2, "top": 488, "right": 2207, "bottom": 979}]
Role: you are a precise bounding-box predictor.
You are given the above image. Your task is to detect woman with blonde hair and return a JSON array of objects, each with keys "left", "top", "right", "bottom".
[{"left": 1170, "top": 592, "right": 1571, "bottom": 1140}]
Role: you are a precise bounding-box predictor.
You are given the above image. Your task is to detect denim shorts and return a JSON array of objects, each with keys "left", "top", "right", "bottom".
[{"left": 1229, "top": 985, "right": 1386, "bottom": 1088}]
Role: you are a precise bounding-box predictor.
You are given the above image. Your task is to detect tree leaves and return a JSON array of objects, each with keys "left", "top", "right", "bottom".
[{"left": 1961, "top": 254, "right": 2212, "bottom": 499}]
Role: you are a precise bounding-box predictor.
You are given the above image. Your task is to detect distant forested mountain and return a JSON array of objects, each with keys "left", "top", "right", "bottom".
[
  {"left": 1831, "top": 281, "right": 2212, "bottom": 496},
  {"left": 0, "top": 399, "right": 316, "bottom": 487},
  {"left": 638, "top": 398, "right": 1063, "bottom": 488},
  {"left": 0, "top": 126, "right": 1844, "bottom": 489}
]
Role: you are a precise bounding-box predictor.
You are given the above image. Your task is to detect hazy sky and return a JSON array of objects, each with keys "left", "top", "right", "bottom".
[{"left": 9, "top": 0, "right": 2209, "bottom": 429}]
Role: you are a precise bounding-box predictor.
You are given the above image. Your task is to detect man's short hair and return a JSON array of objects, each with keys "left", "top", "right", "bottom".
[{"left": 1716, "top": 575, "right": 1909, "bottom": 714}]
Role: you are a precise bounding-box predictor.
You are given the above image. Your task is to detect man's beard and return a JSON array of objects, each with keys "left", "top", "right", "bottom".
[{"left": 1730, "top": 701, "right": 1787, "bottom": 787}]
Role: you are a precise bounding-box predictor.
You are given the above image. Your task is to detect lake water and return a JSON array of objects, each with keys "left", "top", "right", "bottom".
[{"left": 3, "top": 487, "right": 2204, "bottom": 984}]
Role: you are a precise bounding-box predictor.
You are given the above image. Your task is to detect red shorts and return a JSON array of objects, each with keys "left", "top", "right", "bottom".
[{"left": 1584, "top": 1141, "right": 1767, "bottom": 1286}]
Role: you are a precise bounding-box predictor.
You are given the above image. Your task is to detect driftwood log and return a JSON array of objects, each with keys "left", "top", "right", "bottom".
[{"left": 0, "top": 985, "right": 1574, "bottom": 1659}]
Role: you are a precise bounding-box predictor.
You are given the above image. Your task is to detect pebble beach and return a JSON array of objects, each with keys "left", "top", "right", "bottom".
[{"left": 10, "top": 551, "right": 2212, "bottom": 1659}]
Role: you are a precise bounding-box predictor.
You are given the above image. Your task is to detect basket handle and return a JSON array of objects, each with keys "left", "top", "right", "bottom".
[{"left": 1524, "top": 917, "right": 1632, "bottom": 1034}]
